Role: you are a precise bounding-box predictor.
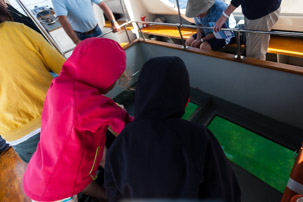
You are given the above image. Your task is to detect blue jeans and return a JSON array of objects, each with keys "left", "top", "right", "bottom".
[
  {"left": 0, "top": 136, "right": 9, "bottom": 153},
  {"left": 75, "top": 25, "right": 102, "bottom": 41},
  {"left": 12, "top": 133, "right": 40, "bottom": 163}
]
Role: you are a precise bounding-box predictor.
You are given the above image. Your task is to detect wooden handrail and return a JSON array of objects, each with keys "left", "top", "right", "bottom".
[{"left": 124, "top": 39, "right": 303, "bottom": 76}]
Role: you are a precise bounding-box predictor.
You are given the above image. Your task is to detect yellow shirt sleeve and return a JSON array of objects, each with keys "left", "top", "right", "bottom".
[{"left": 23, "top": 24, "right": 66, "bottom": 74}]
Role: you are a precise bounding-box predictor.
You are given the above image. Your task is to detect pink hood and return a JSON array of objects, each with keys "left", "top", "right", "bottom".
[{"left": 23, "top": 38, "right": 132, "bottom": 201}]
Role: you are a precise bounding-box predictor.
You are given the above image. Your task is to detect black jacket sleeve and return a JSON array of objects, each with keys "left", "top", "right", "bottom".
[
  {"left": 104, "top": 154, "right": 123, "bottom": 202},
  {"left": 231, "top": 0, "right": 241, "bottom": 8},
  {"left": 199, "top": 129, "right": 241, "bottom": 202}
]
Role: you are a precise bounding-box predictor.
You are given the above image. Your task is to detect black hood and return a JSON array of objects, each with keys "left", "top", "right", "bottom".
[
  {"left": 105, "top": 57, "right": 241, "bottom": 201},
  {"left": 135, "top": 56, "right": 190, "bottom": 120}
]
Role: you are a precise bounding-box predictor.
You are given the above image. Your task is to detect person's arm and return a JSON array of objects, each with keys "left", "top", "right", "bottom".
[
  {"left": 58, "top": 16, "right": 81, "bottom": 45},
  {"left": 191, "top": 28, "right": 203, "bottom": 47},
  {"left": 23, "top": 24, "right": 65, "bottom": 74},
  {"left": 98, "top": 2, "right": 121, "bottom": 32},
  {"left": 52, "top": 0, "right": 80, "bottom": 44},
  {"left": 191, "top": 30, "right": 215, "bottom": 47},
  {"left": 202, "top": 33, "right": 215, "bottom": 41},
  {"left": 199, "top": 129, "right": 241, "bottom": 202},
  {"left": 214, "top": 3, "right": 237, "bottom": 32},
  {"left": 104, "top": 153, "right": 123, "bottom": 201}
]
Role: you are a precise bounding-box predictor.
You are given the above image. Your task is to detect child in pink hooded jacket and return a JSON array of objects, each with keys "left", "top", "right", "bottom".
[{"left": 23, "top": 38, "right": 133, "bottom": 202}]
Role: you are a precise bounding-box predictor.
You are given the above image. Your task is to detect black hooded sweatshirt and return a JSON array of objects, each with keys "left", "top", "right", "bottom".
[{"left": 104, "top": 57, "right": 241, "bottom": 202}]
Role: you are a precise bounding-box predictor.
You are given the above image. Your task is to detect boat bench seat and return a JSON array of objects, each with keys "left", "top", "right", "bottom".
[
  {"left": 266, "top": 36, "right": 303, "bottom": 58},
  {"left": 141, "top": 25, "right": 194, "bottom": 40},
  {"left": 104, "top": 20, "right": 133, "bottom": 31},
  {"left": 140, "top": 25, "right": 303, "bottom": 58}
]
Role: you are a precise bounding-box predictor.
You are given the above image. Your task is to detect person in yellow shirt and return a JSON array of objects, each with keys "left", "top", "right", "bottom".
[{"left": 0, "top": 4, "right": 65, "bottom": 163}]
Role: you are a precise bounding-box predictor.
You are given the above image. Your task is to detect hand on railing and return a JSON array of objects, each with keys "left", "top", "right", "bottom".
[
  {"left": 111, "top": 20, "right": 121, "bottom": 33},
  {"left": 213, "top": 15, "right": 227, "bottom": 32}
]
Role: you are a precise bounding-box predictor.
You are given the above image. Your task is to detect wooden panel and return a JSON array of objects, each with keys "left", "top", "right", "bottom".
[
  {"left": 141, "top": 25, "right": 195, "bottom": 39},
  {"left": 0, "top": 148, "right": 30, "bottom": 202},
  {"left": 104, "top": 21, "right": 133, "bottom": 30}
]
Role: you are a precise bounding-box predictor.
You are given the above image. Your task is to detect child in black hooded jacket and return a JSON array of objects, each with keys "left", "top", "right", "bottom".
[{"left": 104, "top": 56, "right": 241, "bottom": 202}]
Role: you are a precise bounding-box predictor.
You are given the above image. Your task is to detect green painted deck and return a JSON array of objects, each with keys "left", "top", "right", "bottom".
[{"left": 208, "top": 116, "right": 294, "bottom": 193}]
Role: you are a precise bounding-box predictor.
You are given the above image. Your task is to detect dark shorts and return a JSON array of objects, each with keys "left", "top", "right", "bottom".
[
  {"left": 12, "top": 133, "right": 40, "bottom": 163},
  {"left": 192, "top": 33, "right": 226, "bottom": 51}
]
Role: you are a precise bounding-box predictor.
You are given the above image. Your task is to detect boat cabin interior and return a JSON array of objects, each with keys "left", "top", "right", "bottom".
[{"left": 1, "top": 0, "right": 303, "bottom": 201}]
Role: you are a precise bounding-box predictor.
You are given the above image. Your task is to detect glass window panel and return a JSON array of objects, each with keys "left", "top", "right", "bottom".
[
  {"left": 207, "top": 116, "right": 294, "bottom": 192},
  {"left": 182, "top": 102, "right": 198, "bottom": 120}
]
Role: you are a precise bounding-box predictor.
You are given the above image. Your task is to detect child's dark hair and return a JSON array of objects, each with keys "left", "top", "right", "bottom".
[{"left": 0, "top": 4, "right": 13, "bottom": 23}]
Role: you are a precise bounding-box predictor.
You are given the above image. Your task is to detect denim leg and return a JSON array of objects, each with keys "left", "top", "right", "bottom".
[
  {"left": 92, "top": 25, "right": 102, "bottom": 37},
  {"left": 0, "top": 136, "right": 9, "bottom": 153},
  {"left": 75, "top": 25, "right": 103, "bottom": 41},
  {"left": 12, "top": 133, "right": 40, "bottom": 163}
]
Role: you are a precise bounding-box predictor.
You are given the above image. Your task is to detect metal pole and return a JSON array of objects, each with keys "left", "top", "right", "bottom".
[
  {"left": 124, "top": 25, "right": 131, "bottom": 43},
  {"left": 136, "top": 22, "right": 145, "bottom": 41},
  {"left": 175, "top": 0, "right": 183, "bottom": 26},
  {"left": 177, "top": 26, "right": 186, "bottom": 48},
  {"left": 234, "top": 30, "right": 244, "bottom": 60},
  {"left": 16, "top": 0, "right": 64, "bottom": 56},
  {"left": 119, "top": 0, "right": 128, "bottom": 22},
  {"left": 175, "top": 0, "right": 186, "bottom": 48}
]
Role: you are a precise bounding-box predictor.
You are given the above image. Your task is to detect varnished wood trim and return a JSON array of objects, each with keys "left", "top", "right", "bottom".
[
  {"left": 122, "top": 39, "right": 141, "bottom": 50},
  {"left": 125, "top": 39, "right": 303, "bottom": 76}
]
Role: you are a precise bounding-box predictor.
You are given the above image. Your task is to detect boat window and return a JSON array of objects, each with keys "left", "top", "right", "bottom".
[
  {"left": 182, "top": 102, "right": 198, "bottom": 120},
  {"left": 207, "top": 115, "right": 295, "bottom": 193}
]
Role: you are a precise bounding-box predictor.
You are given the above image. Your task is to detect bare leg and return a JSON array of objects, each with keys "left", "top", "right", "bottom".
[
  {"left": 82, "top": 180, "right": 107, "bottom": 201},
  {"left": 99, "top": 147, "right": 107, "bottom": 168},
  {"left": 186, "top": 37, "right": 195, "bottom": 47},
  {"left": 200, "top": 41, "right": 212, "bottom": 51}
]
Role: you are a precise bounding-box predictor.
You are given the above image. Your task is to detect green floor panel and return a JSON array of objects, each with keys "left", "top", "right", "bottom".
[
  {"left": 207, "top": 116, "right": 294, "bottom": 193},
  {"left": 182, "top": 102, "right": 198, "bottom": 120}
]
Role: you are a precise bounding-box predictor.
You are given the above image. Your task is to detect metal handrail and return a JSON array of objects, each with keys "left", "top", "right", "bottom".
[
  {"left": 16, "top": 0, "right": 303, "bottom": 59},
  {"left": 16, "top": 0, "right": 64, "bottom": 56},
  {"left": 56, "top": 19, "right": 303, "bottom": 58},
  {"left": 132, "top": 20, "right": 303, "bottom": 59},
  {"left": 62, "top": 21, "right": 133, "bottom": 55},
  {"left": 133, "top": 20, "right": 303, "bottom": 37},
  {"left": 175, "top": 0, "right": 186, "bottom": 48}
]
